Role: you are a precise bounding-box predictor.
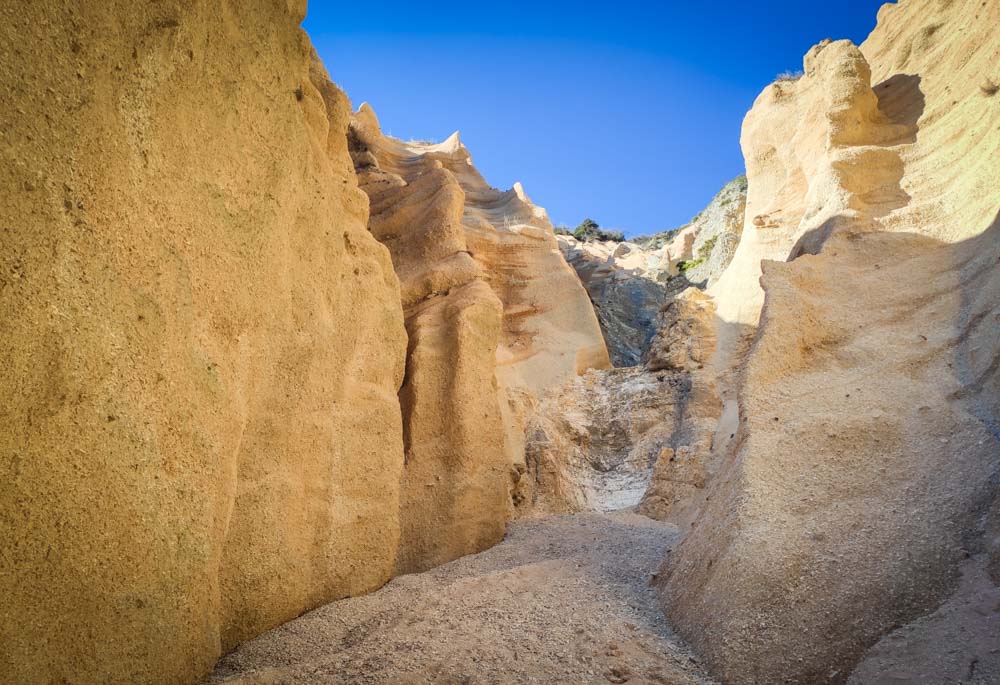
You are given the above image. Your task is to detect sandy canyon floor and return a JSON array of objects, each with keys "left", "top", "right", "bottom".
[
  {"left": 205, "top": 511, "right": 1000, "bottom": 685},
  {"left": 205, "top": 513, "right": 713, "bottom": 685}
]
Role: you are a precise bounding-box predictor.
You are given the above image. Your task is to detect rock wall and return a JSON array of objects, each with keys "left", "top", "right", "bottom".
[
  {"left": 658, "top": 0, "right": 1000, "bottom": 682},
  {"left": 349, "top": 104, "right": 611, "bottom": 533},
  {"left": 347, "top": 105, "right": 510, "bottom": 575},
  {"left": 0, "top": 4, "right": 409, "bottom": 684},
  {"left": 524, "top": 367, "right": 687, "bottom": 514},
  {"left": 638, "top": 289, "right": 730, "bottom": 527}
]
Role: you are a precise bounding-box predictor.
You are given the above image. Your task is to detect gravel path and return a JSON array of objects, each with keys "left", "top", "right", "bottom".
[{"left": 205, "top": 512, "right": 714, "bottom": 685}]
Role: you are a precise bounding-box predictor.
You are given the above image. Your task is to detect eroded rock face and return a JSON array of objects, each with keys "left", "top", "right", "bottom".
[
  {"left": 522, "top": 289, "right": 733, "bottom": 522},
  {"left": 1, "top": 5, "right": 407, "bottom": 684},
  {"left": 348, "top": 105, "right": 611, "bottom": 572},
  {"left": 525, "top": 176, "right": 747, "bottom": 519},
  {"left": 555, "top": 239, "right": 667, "bottom": 367},
  {"left": 638, "top": 289, "right": 729, "bottom": 527},
  {"left": 346, "top": 105, "right": 510, "bottom": 575},
  {"left": 658, "top": 1, "right": 1000, "bottom": 682},
  {"left": 557, "top": 176, "right": 746, "bottom": 367},
  {"left": 524, "top": 367, "right": 687, "bottom": 514}
]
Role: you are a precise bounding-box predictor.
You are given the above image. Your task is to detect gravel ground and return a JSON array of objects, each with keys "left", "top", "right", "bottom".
[{"left": 205, "top": 512, "right": 714, "bottom": 685}]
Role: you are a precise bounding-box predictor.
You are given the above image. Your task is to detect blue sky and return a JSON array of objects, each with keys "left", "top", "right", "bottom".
[{"left": 305, "top": 1, "right": 887, "bottom": 237}]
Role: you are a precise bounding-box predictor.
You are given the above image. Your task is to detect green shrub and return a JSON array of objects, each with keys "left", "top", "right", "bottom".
[
  {"left": 698, "top": 235, "right": 718, "bottom": 259},
  {"left": 572, "top": 218, "right": 624, "bottom": 243},
  {"left": 676, "top": 235, "right": 719, "bottom": 274}
]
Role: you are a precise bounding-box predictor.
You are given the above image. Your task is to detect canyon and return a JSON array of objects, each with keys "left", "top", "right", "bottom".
[{"left": 1, "top": 1, "right": 998, "bottom": 684}]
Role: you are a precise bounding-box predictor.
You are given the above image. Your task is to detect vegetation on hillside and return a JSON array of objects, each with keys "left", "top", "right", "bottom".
[
  {"left": 675, "top": 235, "right": 718, "bottom": 273},
  {"left": 560, "top": 218, "right": 625, "bottom": 243}
]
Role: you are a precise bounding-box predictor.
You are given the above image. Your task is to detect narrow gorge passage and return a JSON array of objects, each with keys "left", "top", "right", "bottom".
[
  {"left": 206, "top": 513, "right": 712, "bottom": 685},
  {"left": 4, "top": 2, "right": 997, "bottom": 684}
]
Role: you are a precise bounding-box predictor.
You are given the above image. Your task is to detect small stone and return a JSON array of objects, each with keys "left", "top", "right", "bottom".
[{"left": 604, "top": 666, "right": 631, "bottom": 683}]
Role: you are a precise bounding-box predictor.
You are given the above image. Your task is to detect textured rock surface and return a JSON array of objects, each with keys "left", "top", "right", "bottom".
[
  {"left": 351, "top": 105, "right": 609, "bottom": 394},
  {"left": 523, "top": 367, "right": 686, "bottom": 514},
  {"left": 350, "top": 104, "right": 611, "bottom": 538},
  {"left": 679, "top": 176, "right": 748, "bottom": 286},
  {"left": 558, "top": 176, "right": 746, "bottom": 367},
  {"left": 630, "top": 175, "right": 748, "bottom": 288},
  {"left": 848, "top": 554, "right": 1000, "bottom": 684},
  {"left": 639, "top": 289, "right": 730, "bottom": 527},
  {"left": 557, "top": 238, "right": 668, "bottom": 367},
  {"left": 522, "top": 287, "right": 732, "bottom": 523},
  {"left": 348, "top": 105, "right": 510, "bottom": 576},
  {"left": 0, "top": 4, "right": 407, "bottom": 684},
  {"left": 658, "top": 1, "right": 1000, "bottom": 682}
]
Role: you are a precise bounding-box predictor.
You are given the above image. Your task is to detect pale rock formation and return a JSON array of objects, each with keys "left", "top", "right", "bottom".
[
  {"left": 393, "top": 280, "right": 509, "bottom": 575},
  {"left": 523, "top": 367, "right": 687, "bottom": 514},
  {"left": 631, "top": 174, "right": 749, "bottom": 288},
  {"left": 1, "top": 5, "right": 407, "bottom": 684},
  {"left": 557, "top": 176, "right": 746, "bottom": 366},
  {"left": 680, "top": 176, "right": 748, "bottom": 285},
  {"left": 639, "top": 289, "right": 731, "bottom": 527},
  {"left": 349, "top": 105, "right": 611, "bottom": 537},
  {"left": 521, "top": 289, "right": 731, "bottom": 522},
  {"left": 657, "top": 1, "right": 1000, "bottom": 682}
]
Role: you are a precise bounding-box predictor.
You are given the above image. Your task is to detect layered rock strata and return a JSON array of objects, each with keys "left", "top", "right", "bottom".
[
  {"left": 523, "top": 367, "right": 687, "bottom": 514},
  {"left": 348, "top": 105, "right": 611, "bottom": 544}
]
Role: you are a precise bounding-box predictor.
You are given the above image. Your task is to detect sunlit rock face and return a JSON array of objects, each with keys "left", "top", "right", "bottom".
[
  {"left": 658, "top": 1, "right": 1000, "bottom": 682},
  {"left": 348, "top": 104, "right": 611, "bottom": 573},
  {"left": 0, "top": 6, "right": 408, "bottom": 684}
]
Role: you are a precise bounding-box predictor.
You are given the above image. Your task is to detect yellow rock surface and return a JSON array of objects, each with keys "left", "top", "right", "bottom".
[
  {"left": 348, "top": 108, "right": 510, "bottom": 574},
  {"left": 0, "top": 5, "right": 407, "bottom": 683},
  {"left": 349, "top": 105, "right": 611, "bottom": 547}
]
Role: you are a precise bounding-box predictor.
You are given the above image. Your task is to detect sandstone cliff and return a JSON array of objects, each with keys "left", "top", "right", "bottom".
[
  {"left": 348, "top": 104, "right": 611, "bottom": 534},
  {"left": 1, "top": 3, "right": 408, "bottom": 684},
  {"left": 346, "top": 104, "right": 510, "bottom": 575},
  {"left": 638, "top": 288, "right": 730, "bottom": 527},
  {"left": 657, "top": 0, "right": 1000, "bottom": 681}
]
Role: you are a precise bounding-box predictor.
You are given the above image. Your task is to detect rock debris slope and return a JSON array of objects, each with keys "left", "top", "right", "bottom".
[
  {"left": 557, "top": 177, "right": 746, "bottom": 367},
  {"left": 1, "top": 3, "right": 408, "bottom": 684},
  {"left": 657, "top": 1, "right": 1000, "bottom": 682},
  {"left": 524, "top": 367, "right": 688, "bottom": 515}
]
